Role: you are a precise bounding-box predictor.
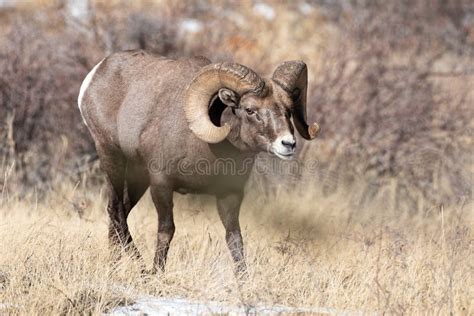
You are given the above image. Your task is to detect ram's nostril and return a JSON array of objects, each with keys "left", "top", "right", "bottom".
[{"left": 281, "top": 139, "right": 296, "bottom": 149}]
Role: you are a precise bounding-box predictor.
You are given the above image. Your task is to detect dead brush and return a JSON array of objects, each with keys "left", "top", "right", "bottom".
[
  {"left": 294, "top": 0, "right": 473, "bottom": 210},
  {"left": 0, "top": 1, "right": 471, "bottom": 210}
]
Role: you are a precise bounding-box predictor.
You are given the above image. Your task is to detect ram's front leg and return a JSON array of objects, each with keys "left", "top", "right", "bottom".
[
  {"left": 150, "top": 184, "right": 175, "bottom": 273},
  {"left": 216, "top": 192, "right": 247, "bottom": 277}
]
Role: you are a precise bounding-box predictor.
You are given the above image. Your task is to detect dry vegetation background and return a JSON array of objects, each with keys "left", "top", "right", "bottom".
[{"left": 0, "top": 0, "right": 473, "bottom": 314}]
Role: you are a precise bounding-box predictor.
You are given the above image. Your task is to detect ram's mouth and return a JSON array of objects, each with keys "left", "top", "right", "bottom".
[{"left": 273, "top": 151, "right": 295, "bottom": 160}]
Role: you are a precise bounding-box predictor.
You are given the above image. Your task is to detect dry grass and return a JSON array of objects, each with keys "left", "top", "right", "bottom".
[
  {"left": 0, "top": 1, "right": 473, "bottom": 314},
  {"left": 0, "top": 181, "right": 472, "bottom": 315}
]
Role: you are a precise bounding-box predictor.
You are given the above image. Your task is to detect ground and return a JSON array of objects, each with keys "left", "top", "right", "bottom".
[{"left": 0, "top": 184, "right": 472, "bottom": 314}]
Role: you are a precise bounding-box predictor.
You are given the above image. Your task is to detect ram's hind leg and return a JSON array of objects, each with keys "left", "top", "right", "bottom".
[
  {"left": 124, "top": 164, "right": 149, "bottom": 217},
  {"left": 96, "top": 145, "right": 136, "bottom": 256},
  {"left": 122, "top": 165, "right": 149, "bottom": 257}
]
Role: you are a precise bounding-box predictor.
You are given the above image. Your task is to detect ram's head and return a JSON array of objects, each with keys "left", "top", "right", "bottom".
[{"left": 185, "top": 61, "right": 319, "bottom": 159}]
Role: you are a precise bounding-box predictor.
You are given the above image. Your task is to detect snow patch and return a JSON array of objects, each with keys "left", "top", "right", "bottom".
[
  {"left": 253, "top": 3, "right": 275, "bottom": 21},
  {"left": 66, "top": 0, "right": 91, "bottom": 21},
  {"left": 0, "top": 0, "right": 16, "bottom": 8},
  {"left": 0, "top": 303, "right": 17, "bottom": 311},
  {"left": 298, "top": 2, "right": 315, "bottom": 15},
  {"left": 108, "top": 296, "right": 356, "bottom": 315},
  {"left": 180, "top": 19, "right": 204, "bottom": 34}
]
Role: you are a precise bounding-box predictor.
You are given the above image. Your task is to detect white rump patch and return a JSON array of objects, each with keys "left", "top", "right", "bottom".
[{"left": 78, "top": 58, "right": 105, "bottom": 126}]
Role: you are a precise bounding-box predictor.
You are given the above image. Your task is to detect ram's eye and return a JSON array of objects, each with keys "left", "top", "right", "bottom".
[{"left": 245, "top": 108, "right": 255, "bottom": 115}]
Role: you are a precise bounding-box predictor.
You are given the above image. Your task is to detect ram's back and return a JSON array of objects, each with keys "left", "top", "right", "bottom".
[{"left": 79, "top": 50, "right": 211, "bottom": 161}]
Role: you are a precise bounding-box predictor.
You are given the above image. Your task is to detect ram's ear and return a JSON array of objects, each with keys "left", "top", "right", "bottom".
[{"left": 218, "top": 88, "right": 239, "bottom": 108}]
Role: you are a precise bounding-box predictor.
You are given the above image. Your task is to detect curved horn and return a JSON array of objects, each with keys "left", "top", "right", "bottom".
[
  {"left": 185, "top": 62, "right": 265, "bottom": 143},
  {"left": 272, "top": 61, "right": 319, "bottom": 140}
]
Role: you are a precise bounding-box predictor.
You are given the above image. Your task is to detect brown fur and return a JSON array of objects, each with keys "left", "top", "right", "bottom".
[{"left": 79, "top": 50, "right": 313, "bottom": 274}]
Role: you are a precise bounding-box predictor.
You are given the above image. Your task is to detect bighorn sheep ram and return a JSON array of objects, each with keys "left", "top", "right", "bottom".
[{"left": 78, "top": 50, "right": 319, "bottom": 274}]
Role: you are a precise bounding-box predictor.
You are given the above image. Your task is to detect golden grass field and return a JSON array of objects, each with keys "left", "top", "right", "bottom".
[
  {"left": 0, "top": 1, "right": 473, "bottom": 314},
  {"left": 0, "top": 180, "right": 472, "bottom": 315}
]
